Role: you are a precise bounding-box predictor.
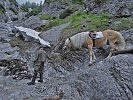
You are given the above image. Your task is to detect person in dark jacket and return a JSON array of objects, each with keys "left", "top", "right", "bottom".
[{"left": 27, "top": 47, "right": 47, "bottom": 85}]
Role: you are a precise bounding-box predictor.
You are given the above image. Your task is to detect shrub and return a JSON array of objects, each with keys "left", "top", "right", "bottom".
[
  {"left": 59, "top": 8, "right": 73, "bottom": 19},
  {"left": 25, "top": 7, "right": 42, "bottom": 18}
]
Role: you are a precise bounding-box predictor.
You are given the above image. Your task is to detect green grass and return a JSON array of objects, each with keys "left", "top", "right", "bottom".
[
  {"left": 60, "top": 12, "right": 110, "bottom": 39},
  {"left": 38, "top": 14, "right": 56, "bottom": 20},
  {"left": 36, "top": 11, "right": 110, "bottom": 39},
  {"left": 36, "top": 11, "right": 132, "bottom": 40},
  {"left": 37, "top": 11, "right": 110, "bottom": 31}
]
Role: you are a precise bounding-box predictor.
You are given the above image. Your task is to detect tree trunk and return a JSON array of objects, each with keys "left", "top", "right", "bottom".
[{"left": 114, "top": 48, "right": 133, "bottom": 55}]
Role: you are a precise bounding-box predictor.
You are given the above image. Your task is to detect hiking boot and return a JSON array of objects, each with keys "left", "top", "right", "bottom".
[
  {"left": 27, "top": 82, "right": 35, "bottom": 85},
  {"left": 38, "top": 80, "right": 43, "bottom": 83}
]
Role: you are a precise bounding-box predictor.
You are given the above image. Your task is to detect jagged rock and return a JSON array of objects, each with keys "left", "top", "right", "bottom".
[
  {"left": 40, "top": 22, "right": 70, "bottom": 45},
  {"left": 0, "top": 43, "right": 20, "bottom": 60},
  {"left": 0, "top": 23, "right": 14, "bottom": 42},
  {"left": 17, "top": 12, "right": 26, "bottom": 21},
  {"left": 0, "top": 1, "right": 132, "bottom": 97},
  {"left": 121, "top": 29, "right": 133, "bottom": 48},
  {"left": 0, "top": 0, "right": 19, "bottom": 22},
  {"left": 42, "top": 0, "right": 71, "bottom": 15},
  {"left": 20, "top": 16, "right": 43, "bottom": 29},
  {"left": 121, "top": 29, "right": 133, "bottom": 42},
  {"left": 0, "top": 14, "right": 7, "bottom": 22},
  {"left": 83, "top": 0, "right": 133, "bottom": 17}
]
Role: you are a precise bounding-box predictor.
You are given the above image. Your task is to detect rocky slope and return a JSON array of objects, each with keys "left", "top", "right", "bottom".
[
  {"left": 0, "top": 21, "right": 133, "bottom": 99},
  {"left": 0, "top": 0, "right": 133, "bottom": 100},
  {"left": 0, "top": 0, "right": 28, "bottom": 23},
  {"left": 83, "top": 0, "right": 133, "bottom": 17},
  {"left": 42, "top": 0, "right": 73, "bottom": 15},
  {"left": 42, "top": 0, "right": 133, "bottom": 17}
]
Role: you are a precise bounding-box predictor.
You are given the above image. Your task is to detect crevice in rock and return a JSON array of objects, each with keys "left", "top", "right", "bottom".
[{"left": 110, "top": 67, "right": 132, "bottom": 100}]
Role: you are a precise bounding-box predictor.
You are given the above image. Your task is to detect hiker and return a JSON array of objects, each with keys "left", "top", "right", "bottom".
[{"left": 27, "top": 46, "right": 47, "bottom": 85}]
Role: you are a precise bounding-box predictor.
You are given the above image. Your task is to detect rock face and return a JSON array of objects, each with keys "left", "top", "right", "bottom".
[
  {"left": 0, "top": 14, "right": 7, "bottom": 23},
  {"left": 0, "top": 0, "right": 19, "bottom": 22},
  {"left": 0, "top": 51, "right": 133, "bottom": 100},
  {"left": 42, "top": 53, "right": 133, "bottom": 100},
  {"left": 42, "top": 0, "right": 133, "bottom": 17},
  {"left": 19, "top": 16, "right": 43, "bottom": 29},
  {"left": 40, "top": 22, "right": 70, "bottom": 45},
  {"left": 121, "top": 29, "right": 133, "bottom": 49},
  {"left": 83, "top": 0, "right": 133, "bottom": 17},
  {"left": 0, "top": 0, "right": 132, "bottom": 99},
  {"left": 0, "top": 22, "right": 13, "bottom": 41},
  {"left": 0, "top": 16, "right": 132, "bottom": 99},
  {"left": 42, "top": 0, "right": 71, "bottom": 15}
]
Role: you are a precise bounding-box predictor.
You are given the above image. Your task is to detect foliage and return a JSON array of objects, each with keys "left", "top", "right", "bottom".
[
  {"left": 36, "top": 11, "right": 110, "bottom": 36},
  {"left": 59, "top": 8, "right": 74, "bottom": 19},
  {"left": 0, "top": 4, "right": 5, "bottom": 14},
  {"left": 60, "top": 12, "right": 110, "bottom": 39},
  {"left": 36, "top": 10, "right": 132, "bottom": 40},
  {"left": 25, "top": 6, "right": 42, "bottom": 18},
  {"left": 38, "top": 14, "right": 56, "bottom": 20},
  {"left": 21, "top": 1, "right": 43, "bottom": 16}
]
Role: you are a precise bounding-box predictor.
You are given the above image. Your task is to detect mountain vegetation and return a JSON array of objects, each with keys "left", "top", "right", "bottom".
[{"left": 21, "top": 1, "right": 43, "bottom": 16}]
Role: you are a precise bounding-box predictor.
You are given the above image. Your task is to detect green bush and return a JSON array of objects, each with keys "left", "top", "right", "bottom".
[
  {"left": 25, "top": 7, "right": 42, "bottom": 18},
  {"left": 59, "top": 8, "right": 73, "bottom": 19}
]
